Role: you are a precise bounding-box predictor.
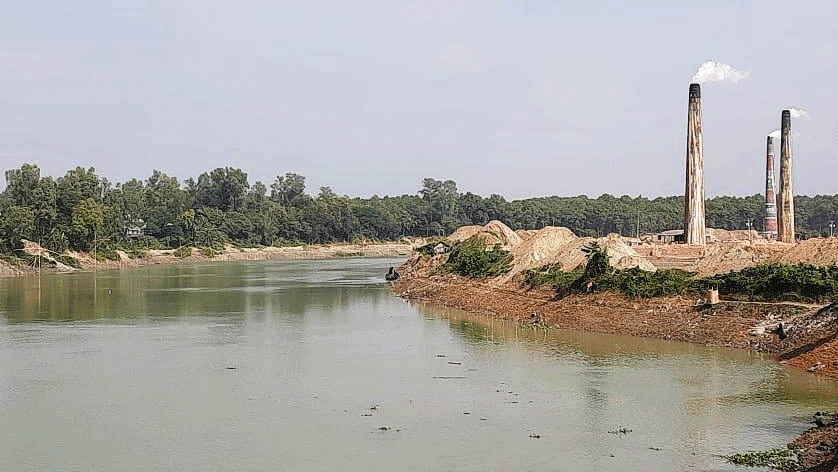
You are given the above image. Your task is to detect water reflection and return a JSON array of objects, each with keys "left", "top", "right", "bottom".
[
  {"left": 0, "top": 260, "right": 394, "bottom": 322},
  {"left": 416, "top": 300, "right": 838, "bottom": 467}
]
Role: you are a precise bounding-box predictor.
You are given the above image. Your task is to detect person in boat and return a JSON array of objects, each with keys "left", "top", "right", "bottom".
[{"left": 385, "top": 267, "right": 400, "bottom": 281}]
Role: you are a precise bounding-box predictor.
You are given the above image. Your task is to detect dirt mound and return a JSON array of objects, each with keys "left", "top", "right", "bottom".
[
  {"left": 483, "top": 220, "right": 523, "bottom": 247},
  {"left": 507, "top": 226, "right": 578, "bottom": 271},
  {"left": 22, "top": 240, "right": 49, "bottom": 258},
  {"left": 774, "top": 237, "right": 838, "bottom": 265},
  {"left": 707, "top": 228, "right": 761, "bottom": 242},
  {"left": 495, "top": 233, "right": 655, "bottom": 285},
  {"left": 603, "top": 236, "right": 657, "bottom": 272},
  {"left": 448, "top": 225, "right": 485, "bottom": 243},
  {"left": 691, "top": 242, "right": 779, "bottom": 276},
  {"left": 21, "top": 240, "right": 76, "bottom": 272},
  {"left": 448, "top": 221, "right": 522, "bottom": 248},
  {"left": 515, "top": 229, "right": 538, "bottom": 241}
]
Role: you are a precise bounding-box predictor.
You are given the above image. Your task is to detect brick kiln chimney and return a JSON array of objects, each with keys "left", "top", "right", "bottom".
[
  {"left": 777, "top": 110, "right": 795, "bottom": 243},
  {"left": 763, "top": 135, "right": 778, "bottom": 239},
  {"left": 684, "top": 83, "right": 706, "bottom": 245}
]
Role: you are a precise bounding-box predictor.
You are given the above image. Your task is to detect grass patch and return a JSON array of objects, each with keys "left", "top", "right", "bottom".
[
  {"left": 439, "top": 238, "right": 511, "bottom": 278},
  {"left": 55, "top": 254, "right": 80, "bottom": 269},
  {"left": 603, "top": 268, "right": 696, "bottom": 299},
  {"left": 198, "top": 246, "right": 219, "bottom": 258},
  {"left": 724, "top": 448, "right": 799, "bottom": 472},
  {"left": 93, "top": 247, "right": 121, "bottom": 261}
]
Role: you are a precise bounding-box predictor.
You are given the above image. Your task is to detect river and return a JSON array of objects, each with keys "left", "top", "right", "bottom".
[{"left": 0, "top": 258, "right": 835, "bottom": 471}]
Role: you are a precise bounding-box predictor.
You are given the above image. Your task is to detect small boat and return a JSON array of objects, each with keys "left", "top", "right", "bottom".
[{"left": 385, "top": 267, "right": 400, "bottom": 281}]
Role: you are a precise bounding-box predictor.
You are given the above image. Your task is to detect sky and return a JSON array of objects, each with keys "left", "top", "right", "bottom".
[{"left": 0, "top": 0, "right": 835, "bottom": 199}]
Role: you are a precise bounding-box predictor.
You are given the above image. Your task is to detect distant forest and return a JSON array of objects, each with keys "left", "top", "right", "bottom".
[{"left": 1, "top": 163, "right": 837, "bottom": 255}]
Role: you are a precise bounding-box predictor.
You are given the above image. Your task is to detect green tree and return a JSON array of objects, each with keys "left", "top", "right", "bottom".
[
  {"left": 70, "top": 198, "right": 104, "bottom": 250},
  {"left": 271, "top": 173, "right": 307, "bottom": 207}
]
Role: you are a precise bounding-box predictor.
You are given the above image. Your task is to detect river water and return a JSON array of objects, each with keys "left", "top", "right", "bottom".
[{"left": 0, "top": 259, "right": 835, "bottom": 471}]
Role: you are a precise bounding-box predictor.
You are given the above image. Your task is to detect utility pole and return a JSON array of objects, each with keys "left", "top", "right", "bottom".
[
  {"left": 636, "top": 213, "right": 640, "bottom": 239},
  {"left": 830, "top": 220, "right": 835, "bottom": 238}
]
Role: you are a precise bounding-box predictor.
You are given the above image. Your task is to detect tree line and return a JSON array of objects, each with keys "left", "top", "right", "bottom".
[{"left": 1, "top": 163, "right": 837, "bottom": 255}]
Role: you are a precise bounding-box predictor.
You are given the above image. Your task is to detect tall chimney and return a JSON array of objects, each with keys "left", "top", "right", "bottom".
[
  {"left": 684, "top": 83, "right": 706, "bottom": 245},
  {"left": 763, "top": 135, "right": 778, "bottom": 239},
  {"left": 777, "top": 110, "right": 795, "bottom": 243}
]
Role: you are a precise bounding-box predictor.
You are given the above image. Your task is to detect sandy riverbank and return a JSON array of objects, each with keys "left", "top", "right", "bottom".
[{"left": 0, "top": 240, "right": 422, "bottom": 278}]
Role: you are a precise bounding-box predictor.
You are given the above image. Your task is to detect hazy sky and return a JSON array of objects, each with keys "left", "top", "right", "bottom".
[{"left": 0, "top": 1, "right": 835, "bottom": 199}]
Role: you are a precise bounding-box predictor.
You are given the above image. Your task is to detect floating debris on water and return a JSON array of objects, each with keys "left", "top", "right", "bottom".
[
  {"left": 529, "top": 433, "right": 541, "bottom": 439},
  {"left": 608, "top": 427, "right": 633, "bottom": 435},
  {"left": 447, "top": 361, "right": 462, "bottom": 365},
  {"left": 433, "top": 376, "right": 468, "bottom": 379}
]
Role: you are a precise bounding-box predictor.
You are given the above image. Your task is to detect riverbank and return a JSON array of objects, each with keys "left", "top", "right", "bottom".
[
  {"left": 391, "top": 272, "right": 838, "bottom": 471},
  {"left": 0, "top": 240, "right": 421, "bottom": 278}
]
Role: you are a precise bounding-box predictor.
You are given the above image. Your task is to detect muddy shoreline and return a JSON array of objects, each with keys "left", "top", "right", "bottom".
[{"left": 391, "top": 272, "right": 838, "bottom": 471}]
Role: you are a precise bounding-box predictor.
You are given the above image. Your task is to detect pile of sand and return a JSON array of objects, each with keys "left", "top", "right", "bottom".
[
  {"left": 515, "top": 229, "right": 538, "bottom": 241},
  {"left": 447, "top": 220, "right": 522, "bottom": 248},
  {"left": 774, "top": 237, "right": 838, "bottom": 265},
  {"left": 690, "top": 241, "right": 779, "bottom": 276},
  {"left": 495, "top": 233, "right": 655, "bottom": 284},
  {"left": 707, "top": 228, "right": 762, "bottom": 243},
  {"left": 507, "top": 226, "right": 578, "bottom": 272},
  {"left": 484, "top": 220, "right": 523, "bottom": 247},
  {"left": 447, "top": 225, "right": 484, "bottom": 243},
  {"left": 21, "top": 239, "right": 76, "bottom": 272},
  {"left": 603, "top": 236, "right": 658, "bottom": 272}
]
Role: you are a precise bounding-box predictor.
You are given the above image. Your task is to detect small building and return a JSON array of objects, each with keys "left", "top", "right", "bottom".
[
  {"left": 125, "top": 220, "right": 146, "bottom": 238},
  {"left": 654, "top": 229, "right": 686, "bottom": 244}
]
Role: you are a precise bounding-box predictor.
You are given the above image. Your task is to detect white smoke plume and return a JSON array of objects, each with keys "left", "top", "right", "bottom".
[
  {"left": 769, "top": 129, "right": 781, "bottom": 139},
  {"left": 787, "top": 107, "right": 809, "bottom": 119},
  {"left": 691, "top": 61, "right": 749, "bottom": 84}
]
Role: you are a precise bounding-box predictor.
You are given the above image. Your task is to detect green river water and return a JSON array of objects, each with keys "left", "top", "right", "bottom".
[{"left": 0, "top": 258, "right": 835, "bottom": 471}]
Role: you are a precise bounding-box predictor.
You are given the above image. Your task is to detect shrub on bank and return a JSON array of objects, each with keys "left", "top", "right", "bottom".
[
  {"left": 529, "top": 250, "right": 838, "bottom": 302},
  {"left": 601, "top": 268, "right": 695, "bottom": 299},
  {"left": 416, "top": 239, "right": 449, "bottom": 256},
  {"left": 440, "top": 238, "right": 511, "bottom": 278},
  {"left": 701, "top": 263, "right": 838, "bottom": 302},
  {"left": 55, "top": 254, "right": 80, "bottom": 268},
  {"left": 93, "top": 246, "right": 121, "bottom": 261},
  {"left": 173, "top": 246, "right": 192, "bottom": 258}
]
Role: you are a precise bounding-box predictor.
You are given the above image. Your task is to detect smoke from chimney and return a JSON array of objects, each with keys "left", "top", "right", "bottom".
[
  {"left": 684, "top": 83, "right": 706, "bottom": 245},
  {"left": 691, "top": 61, "right": 748, "bottom": 84},
  {"left": 787, "top": 107, "right": 809, "bottom": 119}
]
